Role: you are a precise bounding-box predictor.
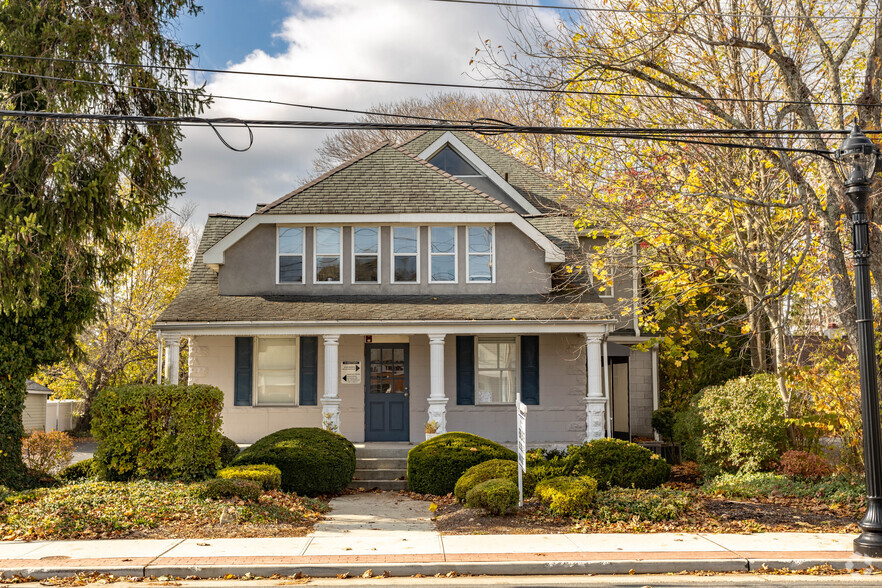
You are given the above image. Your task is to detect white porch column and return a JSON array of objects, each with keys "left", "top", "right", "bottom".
[
  {"left": 162, "top": 333, "right": 181, "bottom": 385},
  {"left": 321, "top": 335, "right": 341, "bottom": 433},
  {"left": 584, "top": 333, "right": 607, "bottom": 441},
  {"left": 427, "top": 334, "right": 448, "bottom": 434}
]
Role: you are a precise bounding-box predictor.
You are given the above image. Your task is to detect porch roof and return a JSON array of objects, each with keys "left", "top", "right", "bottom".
[{"left": 156, "top": 284, "right": 613, "bottom": 325}]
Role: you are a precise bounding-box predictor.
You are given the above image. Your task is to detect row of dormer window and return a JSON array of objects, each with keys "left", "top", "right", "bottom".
[{"left": 276, "top": 225, "right": 495, "bottom": 285}]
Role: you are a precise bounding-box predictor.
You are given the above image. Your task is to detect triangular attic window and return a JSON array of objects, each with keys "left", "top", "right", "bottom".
[{"left": 428, "top": 145, "right": 481, "bottom": 176}]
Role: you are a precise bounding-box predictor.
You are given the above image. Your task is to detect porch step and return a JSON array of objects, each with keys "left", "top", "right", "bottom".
[
  {"left": 349, "top": 443, "right": 412, "bottom": 491},
  {"left": 347, "top": 479, "right": 408, "bottom": 491}
]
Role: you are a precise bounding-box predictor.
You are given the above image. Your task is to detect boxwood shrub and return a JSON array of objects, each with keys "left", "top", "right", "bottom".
[
  {"left": 217, "top": 464, "right": 281, "bottom": 490},
  {"left": 407, "top": 432, "right": 516, "bottom": 495},
  {"left": 535, "top": 475, "right": 598, "bottom": 516},
  {"left": 197, "top": 477, "right": 262, "bottom": 502},
  {"left": 454, "top": 459, "right": 536, "bottom": 502},
  {"left": 567, "top": 438, "right": 671, "bottom": 489},
  {"left": 465, "top": 478, "right": 518, "bottom": 515},
  {"left": 59, "top": 458, "right": 96, "bottom": 482},
  {"left": 232, "top": 428, "right": 355, "bottom": 496},
  {"left": 91, "top": 384, "right": 224, "bottom": 481},
  {"left": 219, "top": 436, "right": 240, "bottom": 467}
]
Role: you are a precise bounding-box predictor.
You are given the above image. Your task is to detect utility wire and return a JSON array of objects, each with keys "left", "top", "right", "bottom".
[
  {"left": 1, "top": 53, "right": 879, "bottom": 108},
  {"left": 427, "top": 0, "right": 880, "bottom": 20},
  {"left": 0, "top": 108, "right": 846, "bottom": 156},
  {"left": 0, "top": 68, "right": 473, "bottom": 124}
]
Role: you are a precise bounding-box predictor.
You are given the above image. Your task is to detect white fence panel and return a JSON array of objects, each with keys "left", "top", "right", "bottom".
[{"left": 46, "top": 400, "right": 81, "bottom": 432}]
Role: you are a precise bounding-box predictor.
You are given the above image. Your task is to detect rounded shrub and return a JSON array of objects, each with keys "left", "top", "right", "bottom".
[
  {"left": 59, "top": 458, "right": 96, "bottom": 482},
  {"left": 568, "top": 438, "right": 671, "bottom": 489},
  {"left": 219, "top": 436, "right": 240, "bottom": 467},
  {"left": 465, "top": 478, "right": 518, "bottom": 515},
  {"left": 218, "top": 464, "right": 281, "bottom": 490},
  {"left": 231, "top": 428, "right": 355, "bottom": 496},
  {"left": 454, "top": 459, "right": 536, "bottom": 502},
  {"left": 535, "top": 475, "right": 598, "bottom": 516},
  {"left": 197, "top": 477, "right": 262, "bottom": 502},
  {"left": 777, "top": 450, "right": 832, "bottom": 481},
  {"left": 407, "top": 432, "right": 516, "bottom": 495},
  {"left": 651, "top": 408, "right": 676, "bottom": 442}
]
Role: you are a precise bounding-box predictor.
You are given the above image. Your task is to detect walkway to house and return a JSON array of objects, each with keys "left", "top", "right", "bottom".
[{"left": 1, "top": 491, "right": 880, "bottom": 579}]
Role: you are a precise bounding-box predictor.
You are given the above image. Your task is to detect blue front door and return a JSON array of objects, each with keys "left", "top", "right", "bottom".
[{"left": 364, "top": 343, "right": 410, "bottom": 441}]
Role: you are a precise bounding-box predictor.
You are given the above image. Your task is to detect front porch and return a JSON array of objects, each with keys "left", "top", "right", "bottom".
[{"left": 158, "top": 325, "right": 640, "bottom": 446}]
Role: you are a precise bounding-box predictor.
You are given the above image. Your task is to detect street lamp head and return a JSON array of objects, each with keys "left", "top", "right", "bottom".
[{"left": 835, "top": 119, "right": 880, "bottom": 183}]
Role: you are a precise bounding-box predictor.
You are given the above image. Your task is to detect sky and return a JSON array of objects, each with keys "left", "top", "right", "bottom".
[{"left": 170, "top": 0, "right": 558, "bottom": 226}]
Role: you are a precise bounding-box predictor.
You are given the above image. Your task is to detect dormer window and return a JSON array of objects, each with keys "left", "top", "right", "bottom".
[
  {"left": 428, "top": 146, "right": 481, "bottom": 177},
  {"left": 277, "top": 227, "right": 304, "bottom": 283},
  {"left": 353, "top": 227, "right": 379, "bottom": 283},
  {"left": 315, "top": 227, "right": 342, "bottom": 283}
]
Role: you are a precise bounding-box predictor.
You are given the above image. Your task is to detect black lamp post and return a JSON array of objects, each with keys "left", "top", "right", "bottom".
[{"left": 835, "top": 120, "right": 882, "bottom": 558}]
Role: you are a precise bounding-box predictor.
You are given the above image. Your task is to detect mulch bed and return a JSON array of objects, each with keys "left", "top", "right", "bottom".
[{"left": 404, "top": 464, "right": 861, "bottom": 535}]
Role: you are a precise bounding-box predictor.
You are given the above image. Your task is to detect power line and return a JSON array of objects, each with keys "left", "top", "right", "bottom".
[
  {"left": 427, "top": 0, "right": 879, "bottom": 20},
  {"left": 0, "top": 68, "right": 473, "bottom": 124},
  {"left": 0, "top": 108, "right": 845, "bottom": 156},
  {"left": 1, "top": 53, "right": 878, "bottom": 108}
]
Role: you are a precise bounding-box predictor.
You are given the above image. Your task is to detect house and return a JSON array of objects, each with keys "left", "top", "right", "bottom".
[
  {"left": 23, "top": 380, "right": 53, "bottom": 433},
  {"left": 155, "top": 130, "right": 658, "bottom": 445}
]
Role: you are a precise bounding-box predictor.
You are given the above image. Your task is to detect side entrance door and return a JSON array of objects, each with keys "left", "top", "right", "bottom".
[{"left": 364, "top": 343, "right": 410, "bottom": 441}]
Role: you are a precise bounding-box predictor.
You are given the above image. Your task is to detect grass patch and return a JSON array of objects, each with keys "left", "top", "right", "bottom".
[
  {"left": 0, "top": 480, "right": 329, "bottom": 540},
  {"left": 703, "top": 471, "right": 865, "bottom": 506}
]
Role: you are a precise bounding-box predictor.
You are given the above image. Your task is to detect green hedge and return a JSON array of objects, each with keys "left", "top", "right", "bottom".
[
  {"left": 407, "top": 432, "right": 516, "bottom": 495},
  {"left": 568, "top": 438, "right": 671, "bottom": 489},
  {"left": 535, "top": 475, "right": 598, "bottom": 516},
  {"left": 91, "top": 384, "right": 224, "bottom": 481},
  {"left": 219, "top": 436, "right": 240, "bottom": 467},
  {"left": 232, "top": 428, "right": 355, "bottom": 496},
  {"left": 59, "top": 458, "right": 96, "bottom": 481},
  {"left": 465, "top": 478, "right": 518, "bottom": 515},
  {"left": 197, "top": 477, "right": 262, "bottom": 501},
  {"left": 218, "top": 464, "right": 281, "bottom": 490},
  {"left": 454, "top": 459, "right": 535, "bottom": 502}
]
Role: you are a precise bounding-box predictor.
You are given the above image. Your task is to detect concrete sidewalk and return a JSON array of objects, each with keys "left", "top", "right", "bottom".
[{"left": 0, "top": 532, "right": 879, "bottom": 579}]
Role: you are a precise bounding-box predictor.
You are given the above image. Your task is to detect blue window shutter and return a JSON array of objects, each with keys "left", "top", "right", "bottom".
[
  {"left": 456, "top": 336, "right": 475, "bottom": 405},
  {"left": 234, "top": 337, "right": 253, "bottom": 406},
  {"left": 300, "top": 336, "right": 318, "bottom": 406},
  {"left": 520, "top": 335, "right": 540, "bottom": 405}
]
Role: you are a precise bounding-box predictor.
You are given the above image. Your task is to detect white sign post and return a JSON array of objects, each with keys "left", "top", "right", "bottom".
[
  {"left": 516, "top": 393, "right": 527, "bottom": 508},
  {"left": 340, "top": 361, "right": 362, "bottom": 384}
]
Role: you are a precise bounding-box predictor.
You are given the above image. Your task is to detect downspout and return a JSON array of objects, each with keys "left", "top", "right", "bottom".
[
  {"left": 156, "top": 331, "right": 163, "bottom": 385},
  {"left": 632, "top": 242, "right": 641, "bottom": 337}
]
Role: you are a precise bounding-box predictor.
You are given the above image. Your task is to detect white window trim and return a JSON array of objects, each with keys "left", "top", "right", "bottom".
[
  {"left": 313, "top": 226, "right": 343, "bottom": 284},
  {"left": 475, "top": 336, "right": 519, "bottom": 406},
  {"left": 351, "top": 226, "right": 381, "bottom": 284},
  {"left": 429, "top": 225, "right": 458, "bottom": 284},
  {"left": 253, "top": 336, "right": 299, "bottom": 406},
  {"left": 276, "top": 226, "right": 305, "bottom": 285},
  {"left": 466, "top": 225, "right": 496, "bottom": 284},
  {"left": 391, "top": 226, "right": 420, "bottom": 284}
]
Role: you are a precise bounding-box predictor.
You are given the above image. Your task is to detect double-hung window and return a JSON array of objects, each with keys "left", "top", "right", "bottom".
[
  {"left": 314, "top": 227, "right": 342, "bottom": 283},
  {"left": 467, "top": 226, "right": 493, "bottom": 282},
  {"left": 476, "top": 337, "right": 517, "bottom": 404},
  {"left": 277, "top": 227, "right": 304, "bottom": 283},
  {"left": 392, "top": 226, "right": 418, "bottom": 283},
  {"left": 430, "top": 226, "right": 457, "bottom": 283},
  {"left": 353, "top": 227, "right": 379, "bottom": 283},
  {"left": 256, "top": 337, "right": 298, "bottom": 405}
]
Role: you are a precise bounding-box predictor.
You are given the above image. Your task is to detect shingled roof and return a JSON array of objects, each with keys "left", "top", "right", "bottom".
[{"left": 257, "top": 143, "right": 513, "bottom": 215}]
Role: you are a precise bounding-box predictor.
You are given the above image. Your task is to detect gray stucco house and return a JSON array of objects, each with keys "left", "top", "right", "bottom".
[{"left": 155, "top": 130, "right": 658, "bottom": 445}]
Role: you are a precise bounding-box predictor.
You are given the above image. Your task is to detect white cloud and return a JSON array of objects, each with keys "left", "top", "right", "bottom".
[{"left": 173, "top": 0, "right": 522, "bottom": 224}]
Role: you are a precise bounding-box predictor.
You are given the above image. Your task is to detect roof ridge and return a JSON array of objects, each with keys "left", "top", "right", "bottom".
[
  {"left": 208, "top": 213, "right": 248, "bottom": 219},
  {"left": 392, "top": 144, "right": 515, "bottom": 214},
  {"left": 256, "top": 141, "right": 391, "bottom": 214}
]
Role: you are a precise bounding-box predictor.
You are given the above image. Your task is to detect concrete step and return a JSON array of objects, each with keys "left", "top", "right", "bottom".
[
  {"left": 347, "top": 479, "right": 408, "bottom": 491},
  {"left": 356, "top": 457, "right": 407, "bottom": 470},
  {"left": 353, "top": 443, "right": 413, "bottom": 459},
  {"left": 353, "top": 468, "right": 406, "bottom": 481}
]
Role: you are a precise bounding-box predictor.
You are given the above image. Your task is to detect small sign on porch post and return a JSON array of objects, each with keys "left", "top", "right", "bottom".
[
  {"left": 516, "top": 393, "right": 527, "bottom": 508},
  {"left": 340, "top": 361, "right": 362, "bottom": 384}
]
